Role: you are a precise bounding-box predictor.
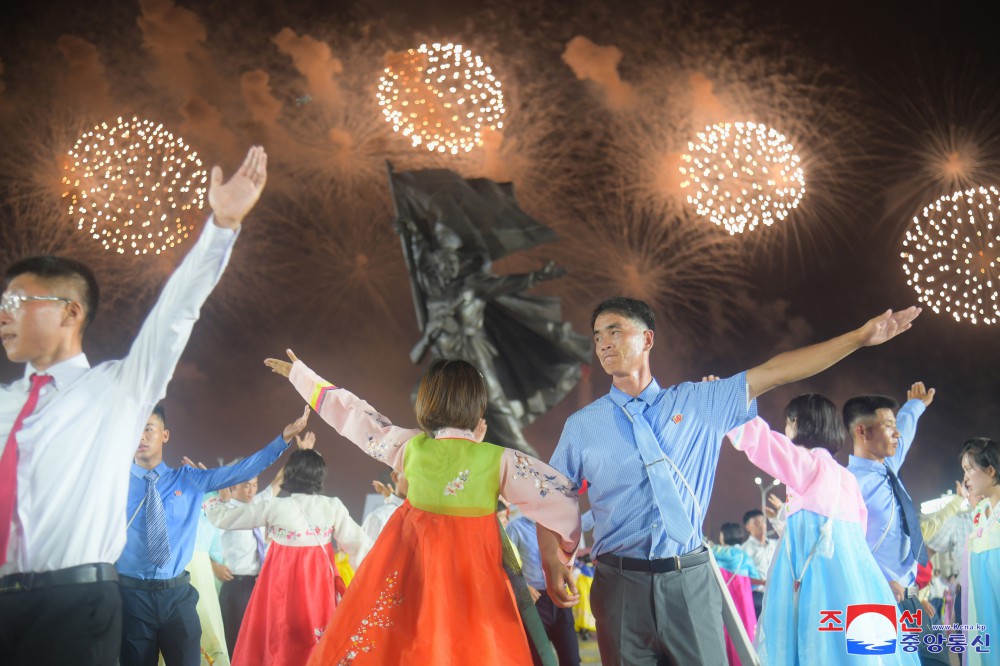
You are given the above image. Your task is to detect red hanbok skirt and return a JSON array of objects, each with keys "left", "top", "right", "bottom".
[
  {"left": 233, "top": 541, "right": 342, "bottom": 666},
  {"left": 307, "top": 501, "right": 533, "bottom": 665}
]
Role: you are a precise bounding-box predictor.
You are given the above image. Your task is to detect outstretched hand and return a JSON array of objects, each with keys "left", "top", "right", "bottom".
[
  {"left": 208, "top": 146, "right": 268, "bottom": 229},
  {"left": 265, "top": 349, "right": 300, "bottom": 378},
  {"left": 283, "top": 406, "right": 310, "bottom": 443},
  {"left": 856, "top": 307, "right": 921, "bottom": 347},
  {"left": 295, "top": 431, "right": 316, "bottom": 450},
  {"left": 907, "top": 381, "right": 936, "bottom": 407},
  {"left": 181, "top": 456, "right": 208, "bottom": 470}
]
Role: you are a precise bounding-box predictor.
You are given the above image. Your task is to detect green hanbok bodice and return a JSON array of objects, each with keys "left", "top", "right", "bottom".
[{"left": 403, "top": 433, "right": 504, "bottom": 517}]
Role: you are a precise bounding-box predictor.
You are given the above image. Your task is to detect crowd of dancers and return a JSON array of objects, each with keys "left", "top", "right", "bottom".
[{"left": 0, "top": 146, "right": 997, "bottom": 666}]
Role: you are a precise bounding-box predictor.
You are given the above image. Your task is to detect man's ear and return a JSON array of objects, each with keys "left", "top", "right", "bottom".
[
  {"left": 63, "top": 301, "right": 85, "bottom": 330},
  {"left": 644, "top": 329, "right": 654, "bottom": 352},
  {"left": 162, "top": 429, "right": 170, "bottom": 444}
]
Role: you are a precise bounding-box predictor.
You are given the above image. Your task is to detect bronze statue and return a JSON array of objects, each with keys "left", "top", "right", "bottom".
[{"left": 387, "top": 163, "right": 590, "bottom": 456}]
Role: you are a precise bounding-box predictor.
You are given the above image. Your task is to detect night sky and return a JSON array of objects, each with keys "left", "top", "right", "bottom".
[{"left": 1, "top": 0, "right": 998, "bottom": 537}]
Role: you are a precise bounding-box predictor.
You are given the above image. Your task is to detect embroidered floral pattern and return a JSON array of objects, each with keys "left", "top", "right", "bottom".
[
  {"left": 444, "top": 469, "right": 471, "bottom": 496},
  {"left": 269, "top": 524, "right": 334, "bottom": 541},
  {"left": 337, "top": 571, "right": 404, "bottom": 665},
  {"left": 512, "top": 452, "right": 576, "bottom": 498}
]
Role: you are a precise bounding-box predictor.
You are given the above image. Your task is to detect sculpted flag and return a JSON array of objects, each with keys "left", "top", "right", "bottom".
[{"left": 386, "top": 162, "right": 590, "bottom": 455}]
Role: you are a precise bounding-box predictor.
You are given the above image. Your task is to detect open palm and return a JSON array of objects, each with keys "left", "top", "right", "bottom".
[{"left": 208, "top": 146, "right": 268, "bottom": 228}]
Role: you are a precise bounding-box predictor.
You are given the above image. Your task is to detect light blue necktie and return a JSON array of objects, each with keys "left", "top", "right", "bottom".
[
  {"left": 625, "top": 399, "right": 695, "bottom": 546},
  {"left": 144, "top": 470, "right": 171, "bottom": 568}
]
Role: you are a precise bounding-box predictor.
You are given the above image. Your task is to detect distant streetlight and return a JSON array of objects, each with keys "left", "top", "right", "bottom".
[{"left": 754, "top": 476, "right": 782, "bottom": 533}]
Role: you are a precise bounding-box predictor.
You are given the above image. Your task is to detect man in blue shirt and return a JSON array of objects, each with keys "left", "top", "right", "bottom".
[
  {"left": 117, "top": 404, "right": 309, "bottom": 666},
  {"left": 538, "top": 296, "right": 921, "bottom": 666},
  {"left": 845, "top": 384, "right": 947, "bottom": 666}
]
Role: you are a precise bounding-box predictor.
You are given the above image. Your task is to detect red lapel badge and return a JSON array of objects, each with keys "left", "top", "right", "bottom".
[
  {"left": 672, "top": 414, "right": 683, "bottom": 424},
  {"left": 174, "top": 490, "right": 182, "bottom": 496}
]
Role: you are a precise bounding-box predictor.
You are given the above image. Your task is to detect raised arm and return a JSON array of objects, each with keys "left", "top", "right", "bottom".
[
  {"left": 500, "top": 449, "right": 581, "bottom": 552},
  {"left": 113, "top": 147, "right": 267, "bottom": 407},
  {"left": 203, "top": 493, "right": 271, "bottom": 531},
  {"left": 265, "top": 351, "right": 420, "bottom": 470},
  {"left": 726, "top": 417, "right": 823, "bottom": 496},
  {"left": 192, "top": 407, "right": 306, "bottom": 492},
  {"left": 745, "top": 307, "right": 920, "bottom": 400},
  {"left": 890, "top": 382, "right": 933, "bottom": 470}
]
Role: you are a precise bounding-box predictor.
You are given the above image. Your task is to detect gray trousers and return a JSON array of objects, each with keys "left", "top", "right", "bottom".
[{"left": 591, "top": 557, "right": 727, "bottom": 666}]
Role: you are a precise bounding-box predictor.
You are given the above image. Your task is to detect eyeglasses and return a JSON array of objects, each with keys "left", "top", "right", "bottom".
[{"left": 0, "top": 293, "right": 75, "bottom": 315}]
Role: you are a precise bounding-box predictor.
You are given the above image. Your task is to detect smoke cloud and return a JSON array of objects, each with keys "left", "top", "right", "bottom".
[
  {"left": 57, "top": 35, "right": 112, "bottom": 115},
  {"left": 561, "top": 36, "right": 636, "bottom": 110},
  {"left": 272, "top": 28, "right": 344, "bottom": 110}
]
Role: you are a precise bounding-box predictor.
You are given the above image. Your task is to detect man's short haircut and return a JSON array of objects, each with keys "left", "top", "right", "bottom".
[
  {"left": 842, "top": 395, "right": 899, "bottom": 434},
  {"left": 415, "top": 358, "right": 488, "bottom": 434},
  {"left": 961, "top": 438, "right": 1000, "bottom": 486},
  {"left": 785, "top": 394, "right": 846, "bottom": 455},
  {"left": 281, "top": 449, "right": 326, "bottom": 495},
  {"left": 151, "top": 403, "right": 167, "bottom": 428},
  {"left": 5, "top": 255, "right": 100, "bottom": 330},
  {"left": 742, "top": 509, "right": 764, "bottom": 526},
  {"left": 720, "top": 522, "right": 746, "bottom": 546},
  {"left": 591, "top": 297, "right": 655, "bottom": 332}
]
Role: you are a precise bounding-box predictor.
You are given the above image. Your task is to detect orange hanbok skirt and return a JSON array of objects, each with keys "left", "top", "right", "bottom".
[{"left": 307, "top": 500, "right": 533, "bottom": 665}]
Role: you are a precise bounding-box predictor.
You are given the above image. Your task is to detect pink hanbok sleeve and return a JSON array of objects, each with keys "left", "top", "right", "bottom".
[
  {"left": 726, "top": 417, "right": 823, "bottom": 497},
  {"left": 288, "top": 360, "right": 420, "bottom": 471},
  {"left": 499, "top": 448, "right": 581, "bottom": 561}
]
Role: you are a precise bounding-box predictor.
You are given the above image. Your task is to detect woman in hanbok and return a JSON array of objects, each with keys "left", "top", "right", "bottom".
[
  {"left": 960, "top": 437, "right": 1000, "bottom": 666},
  {"left": 264, "top": 352, "right": 582, "bottom": 665},
  {"left": 726, "top": 394, "right": 918, "bottom": 665},
  {"left": 205, "top": 431, "right": 371, "bottom": 666},
  {"left": 712, "top": 523, "right": 762, "bottom": 666}
]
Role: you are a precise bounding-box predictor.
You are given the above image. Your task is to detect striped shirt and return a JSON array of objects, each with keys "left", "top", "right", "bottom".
[{"left": 550, "top": 372, "right": 756, "bottom": 559}]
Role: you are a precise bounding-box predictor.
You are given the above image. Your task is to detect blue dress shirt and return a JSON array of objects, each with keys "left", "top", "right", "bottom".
[
  {"left": 116, "top": 435, "right": 288, "bottom": 579},
  {"left": 506, "top": 515, "right": 546, "bottom": 590},
  {"left": 550, "top": 372, "right": 756, "bottom": 559},
  {"left": 847, "top": 399, "right": 926, "bottom": 586}
]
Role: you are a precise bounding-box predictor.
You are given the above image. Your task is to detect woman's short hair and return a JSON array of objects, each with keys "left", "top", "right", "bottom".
[
  {"left": 961, "top": 438, "right": 1000, "bottom": 486},
  {"left": 415, "top": 358, "right": 488, "bottom": 434},
  {"left": 281, "top": 449, "right": 326, "bottom": 495},
  {"left": 785, "top": 394, "right": 847, "bottom": 455}
]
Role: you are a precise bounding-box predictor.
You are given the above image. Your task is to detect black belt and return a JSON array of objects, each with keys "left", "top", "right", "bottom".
[
  {"left": 0, "top": 562, "right": 118, "bottom": 594},
  {"left": 228, "top": 574, "right": 258, "bottom": 582},
  {"left": 119, "top": 571, "right": 190, "bottom": 591},
  {"left": 597, "top": 547, "right": 711, "bottom": 573}
]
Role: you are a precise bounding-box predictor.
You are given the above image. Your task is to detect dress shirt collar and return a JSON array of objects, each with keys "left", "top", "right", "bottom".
[
  {"left": 130, "top": 461, "right": 170, "bottom": 479},
  {"left": 848, "top": 455, "right": 888, "bottom": 476},
  {"left": 24, "top": 353, "right": 90, "bottom": 389},
  {"left": 385, "top": 494, "right": 404, "bottom": 508},
  {"left": 609, "top": 378, "right": 662, "bottom": 409},
  {"left": 433, "top": 427, "right": 478, "bottom": 441}
]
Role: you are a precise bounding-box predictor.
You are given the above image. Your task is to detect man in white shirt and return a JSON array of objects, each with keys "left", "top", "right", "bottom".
[
  {"left": 361, "top": 470, "right": 408, "bottom": 543},
  {"left": 218, "top": 476, "right": 269, "bottom": 657},
  {"left": 740, "top": 508, "right": 777, "bottom": 617},
  {"left": 0, "top": 146, "right": 267, "bottom": 665}
]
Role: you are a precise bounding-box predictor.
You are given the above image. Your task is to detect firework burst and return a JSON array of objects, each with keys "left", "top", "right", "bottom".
[
  {"left": 61, "top": 116, "right": 207, "bottom": 256},
  {"left": 901, "top": 185, "right": 1000, "bottom": 325},
  {"left": 679, "top": 121, "right": 806, "bottom": 235},
  {"left": 377, "top": 42, "right": 505, "bottom": 155}
]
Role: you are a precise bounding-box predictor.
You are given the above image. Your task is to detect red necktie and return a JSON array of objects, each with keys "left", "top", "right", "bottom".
[{"left": 0, "top": 373, "right": 53, "bottom": 566}]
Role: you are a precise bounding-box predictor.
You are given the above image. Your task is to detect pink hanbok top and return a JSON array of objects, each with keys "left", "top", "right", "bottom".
[{"left": 727, "top": 417, "right": 868, "bottom": 530}]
